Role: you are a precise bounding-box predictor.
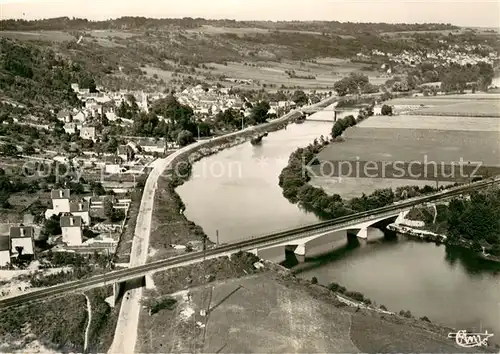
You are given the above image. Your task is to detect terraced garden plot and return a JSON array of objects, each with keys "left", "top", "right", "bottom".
[
  {"left": 316, "top": 127, "right": 500, "bottom": 168},
  {"left": 357, "top": 115, "right": 500, "bottom": 131}
]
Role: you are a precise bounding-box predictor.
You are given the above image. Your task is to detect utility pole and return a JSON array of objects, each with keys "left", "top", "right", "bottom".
[
  {"left": 216, "top": 229, "right": 219, "bottom": 247},
  {"left": 197, "top": 125, "right": 201, "bottom": 140}
]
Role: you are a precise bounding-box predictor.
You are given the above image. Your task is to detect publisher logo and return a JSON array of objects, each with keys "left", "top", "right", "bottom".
[{"left": 447, "top": 330, "right": 494, "bottom": 348}]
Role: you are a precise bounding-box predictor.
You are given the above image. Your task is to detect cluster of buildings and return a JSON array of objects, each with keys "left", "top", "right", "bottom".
[
  {"left": 175, "top": 85, "right": 245, "bottom": 116},
  {"left": 0, "top": 189, "right": 130, "bottom": 267},
  {"left": 56, "top": 84, "right": 169, "bottom": 141},
  {"left": 357, "top": 44, "right": 498, "bottom": 72},
  {"left": 175, "top": 84, "right": 298, "bottom": 119}
]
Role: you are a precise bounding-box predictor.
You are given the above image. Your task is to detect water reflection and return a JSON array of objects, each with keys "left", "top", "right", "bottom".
[{"left": 445, "top": 246, "right": 500, "bottom": 276}]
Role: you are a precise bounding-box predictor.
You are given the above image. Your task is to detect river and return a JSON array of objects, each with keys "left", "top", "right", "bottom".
[{"left": 176, "top": 112, "right": 500, "bottom": 341}]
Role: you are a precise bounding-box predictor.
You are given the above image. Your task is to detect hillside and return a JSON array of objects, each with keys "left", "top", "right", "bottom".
[
  {"left": 0, "top": 17, "right": 499, "bottom": 106},
  {"left": 0, "top": 38, "right": 95, "bottom": 109}
]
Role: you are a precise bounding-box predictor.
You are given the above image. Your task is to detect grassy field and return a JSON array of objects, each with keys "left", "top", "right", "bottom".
[
  {"left": 137, "top": 268, "right": 482, "bottom": 353},
  {"left": 406, "top": 100, "right": 500, "bottom": 117},
  {"left": 316, "top": 127, "right": 500, "bottom": 168},
  {"left": 358, "top": 115, "right": 500, "bottom": 132},
  {"left": 0, "top": 30, "right": 75, "bottom": 42},
  {"left": 386, "top": 93, "right": 500, "bottom": 106}
]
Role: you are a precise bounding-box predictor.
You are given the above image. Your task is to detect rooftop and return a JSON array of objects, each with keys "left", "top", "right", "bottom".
[
  {"left": 51, "top": 189, "right": 71, "bottom": 200},
  {"left": 10, "top": 226, "right": 35, "bottom": 239},
  {"left": 60, "top": 215, "right": 83, "bottom": 228},
  {"left": 69, "top": 200, "right": 90, "bottom": 213}
]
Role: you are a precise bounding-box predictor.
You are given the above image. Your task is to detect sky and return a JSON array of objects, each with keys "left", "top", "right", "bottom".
[{"left": 0, "top": 0, "right": 499, "bottom": 28}]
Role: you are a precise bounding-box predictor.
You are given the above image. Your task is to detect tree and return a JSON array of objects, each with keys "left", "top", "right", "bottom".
[
  {"left": 215, "top": 108, "right": 243, "bottom": 129},
  {"left": 23, "top": 144, "right": 36, "bottom": 155},
  {"left": 331, "top": 121, "right": 344, "bottom": 138},
  {"left": 292, "top": 90, "right": 308, "bottom": 107},
  {"left": 381, "top": 105, "right": 393, "bottom": 116},
  {"left": 334, "top": 73, "right": 370, "bottom": 96},
  {"left": 344, "top": 115, "right": 356, "bottom": 127},
  {"left": 0, "top": 143, "right": 18, "bottom": 156},
  {"left": 177, "top": 130, "right": 194, "bottom": 147},
  {"left": 103, "top": 198, "right": 114, "bottom": 219},
  {"left": 41, "top": 215, "right": 61, "bottom": 239},
  {"left": 250, "top": 101, "right": 270, "bottom": 124}
]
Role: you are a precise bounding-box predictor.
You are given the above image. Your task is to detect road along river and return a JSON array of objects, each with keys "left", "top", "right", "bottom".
[{"left": 177, "top": 114, "right": 500, "bottom": 342}]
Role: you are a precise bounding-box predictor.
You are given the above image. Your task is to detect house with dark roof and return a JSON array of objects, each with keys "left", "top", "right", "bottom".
[
  {"left": 69, "top": 200, "right": 90, "bottom": 225},
  {"left": 60, "top": 215, "right": 83, "bottom": 246},
  {"left": 46, "top": 189, "right": 71, "bottom": 219},
  {"left": 10, "top": 226, "right": 35, "bottom": 256},
  {"left": 0, "top": 236, "right": 10, "bottom": 266}
]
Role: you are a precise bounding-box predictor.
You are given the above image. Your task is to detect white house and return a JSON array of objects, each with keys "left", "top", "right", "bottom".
[
  {"left": 69, "top": 200, "right": 90, "bottom": 225},
  {"left": 80, "top": 126, "right": 97, "bottom": 142},
  {"left": 64, "top": 123, "right": 81, "bottom": 135},
  {"left": 0, "top": 236, "right": 10, "bottom": 266},
  {"left": 45, "top": 189, "right": 71, "bottom": 219},
  {"left": 10, "top": 226, "right": 35, "bottom": 256},
  {"left": 72, "top": 110, "right": 87, "bottom": 123},
  {"left": 60, "top": 215, "right": 83, "bottom": 246},
  {"left": 56, "top": 109, "right": 72, "bottom": 123},
  {"left": 136, "top": 139, "right": 165, "bottom": 154}
]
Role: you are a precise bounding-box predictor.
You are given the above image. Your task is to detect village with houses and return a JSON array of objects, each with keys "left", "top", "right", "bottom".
[{"left": 0, "top": 79, "right": 305, "bottom": 274}]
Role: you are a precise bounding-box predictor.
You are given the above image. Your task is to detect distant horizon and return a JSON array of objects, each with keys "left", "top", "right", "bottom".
[{"left": 1, "top": 0, "right": 499, "bottom": 28}]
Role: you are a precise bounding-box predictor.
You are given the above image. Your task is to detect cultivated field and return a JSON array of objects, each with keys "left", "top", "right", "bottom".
[
  {"left": 316, "top": 127, "right": 500, "bottom": 168},
  {"left": 357, "top": 115, "right": 500, "bottom": 132},
  {"left": 137, "top": 270, "right": 479, "bottom": 353},
  {"left": 406, "top": 100, "right": 500, "bottom": 117},
  {"left": 385, "top": 93, "right": 500, "bottom": 106},
  {"left": 191, "top": 60, "right": 387, "bottom": 89}
]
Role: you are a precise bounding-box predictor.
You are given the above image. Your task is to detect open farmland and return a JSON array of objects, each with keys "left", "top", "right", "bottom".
[
  {"left": 193, "top": 60, "right": 387, "bottom": 89},
  {"left": 386, "top": 93, "right": 500, "bottom": 106},
  {"left": 318, "top": 127, "right": 500, "bottom": 167},
  {"left": 357, "top": 115, "right": 500, "bottom": 131},
  {"left": 406, "top": 100, "right": 500, "bottom": 117}
]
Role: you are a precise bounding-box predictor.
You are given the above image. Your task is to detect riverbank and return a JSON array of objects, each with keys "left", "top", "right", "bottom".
[
  {"left": 387, "top": 223, "right": 447, "bottom": 243},
  {"left": 135, "top": 254, "right": 495, "bottom": 352},
  {"left": 389, "top": 222, "right": 500, "bottom": 263}
]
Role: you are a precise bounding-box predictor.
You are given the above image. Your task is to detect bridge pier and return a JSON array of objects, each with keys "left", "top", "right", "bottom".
[
  {"left": 145, "top": 274, "right": 155, "bottom": 290},
  {"left": 112, "top": 281, "right": 122, "bottom": 307},
  {"left": 356, "top": 227, "right": 369, "bottom": 239}
]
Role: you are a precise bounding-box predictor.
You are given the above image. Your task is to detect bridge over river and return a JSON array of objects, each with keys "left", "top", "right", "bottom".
[{"left": 0, "top": 176, "right": 496, "bottom": 310}]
